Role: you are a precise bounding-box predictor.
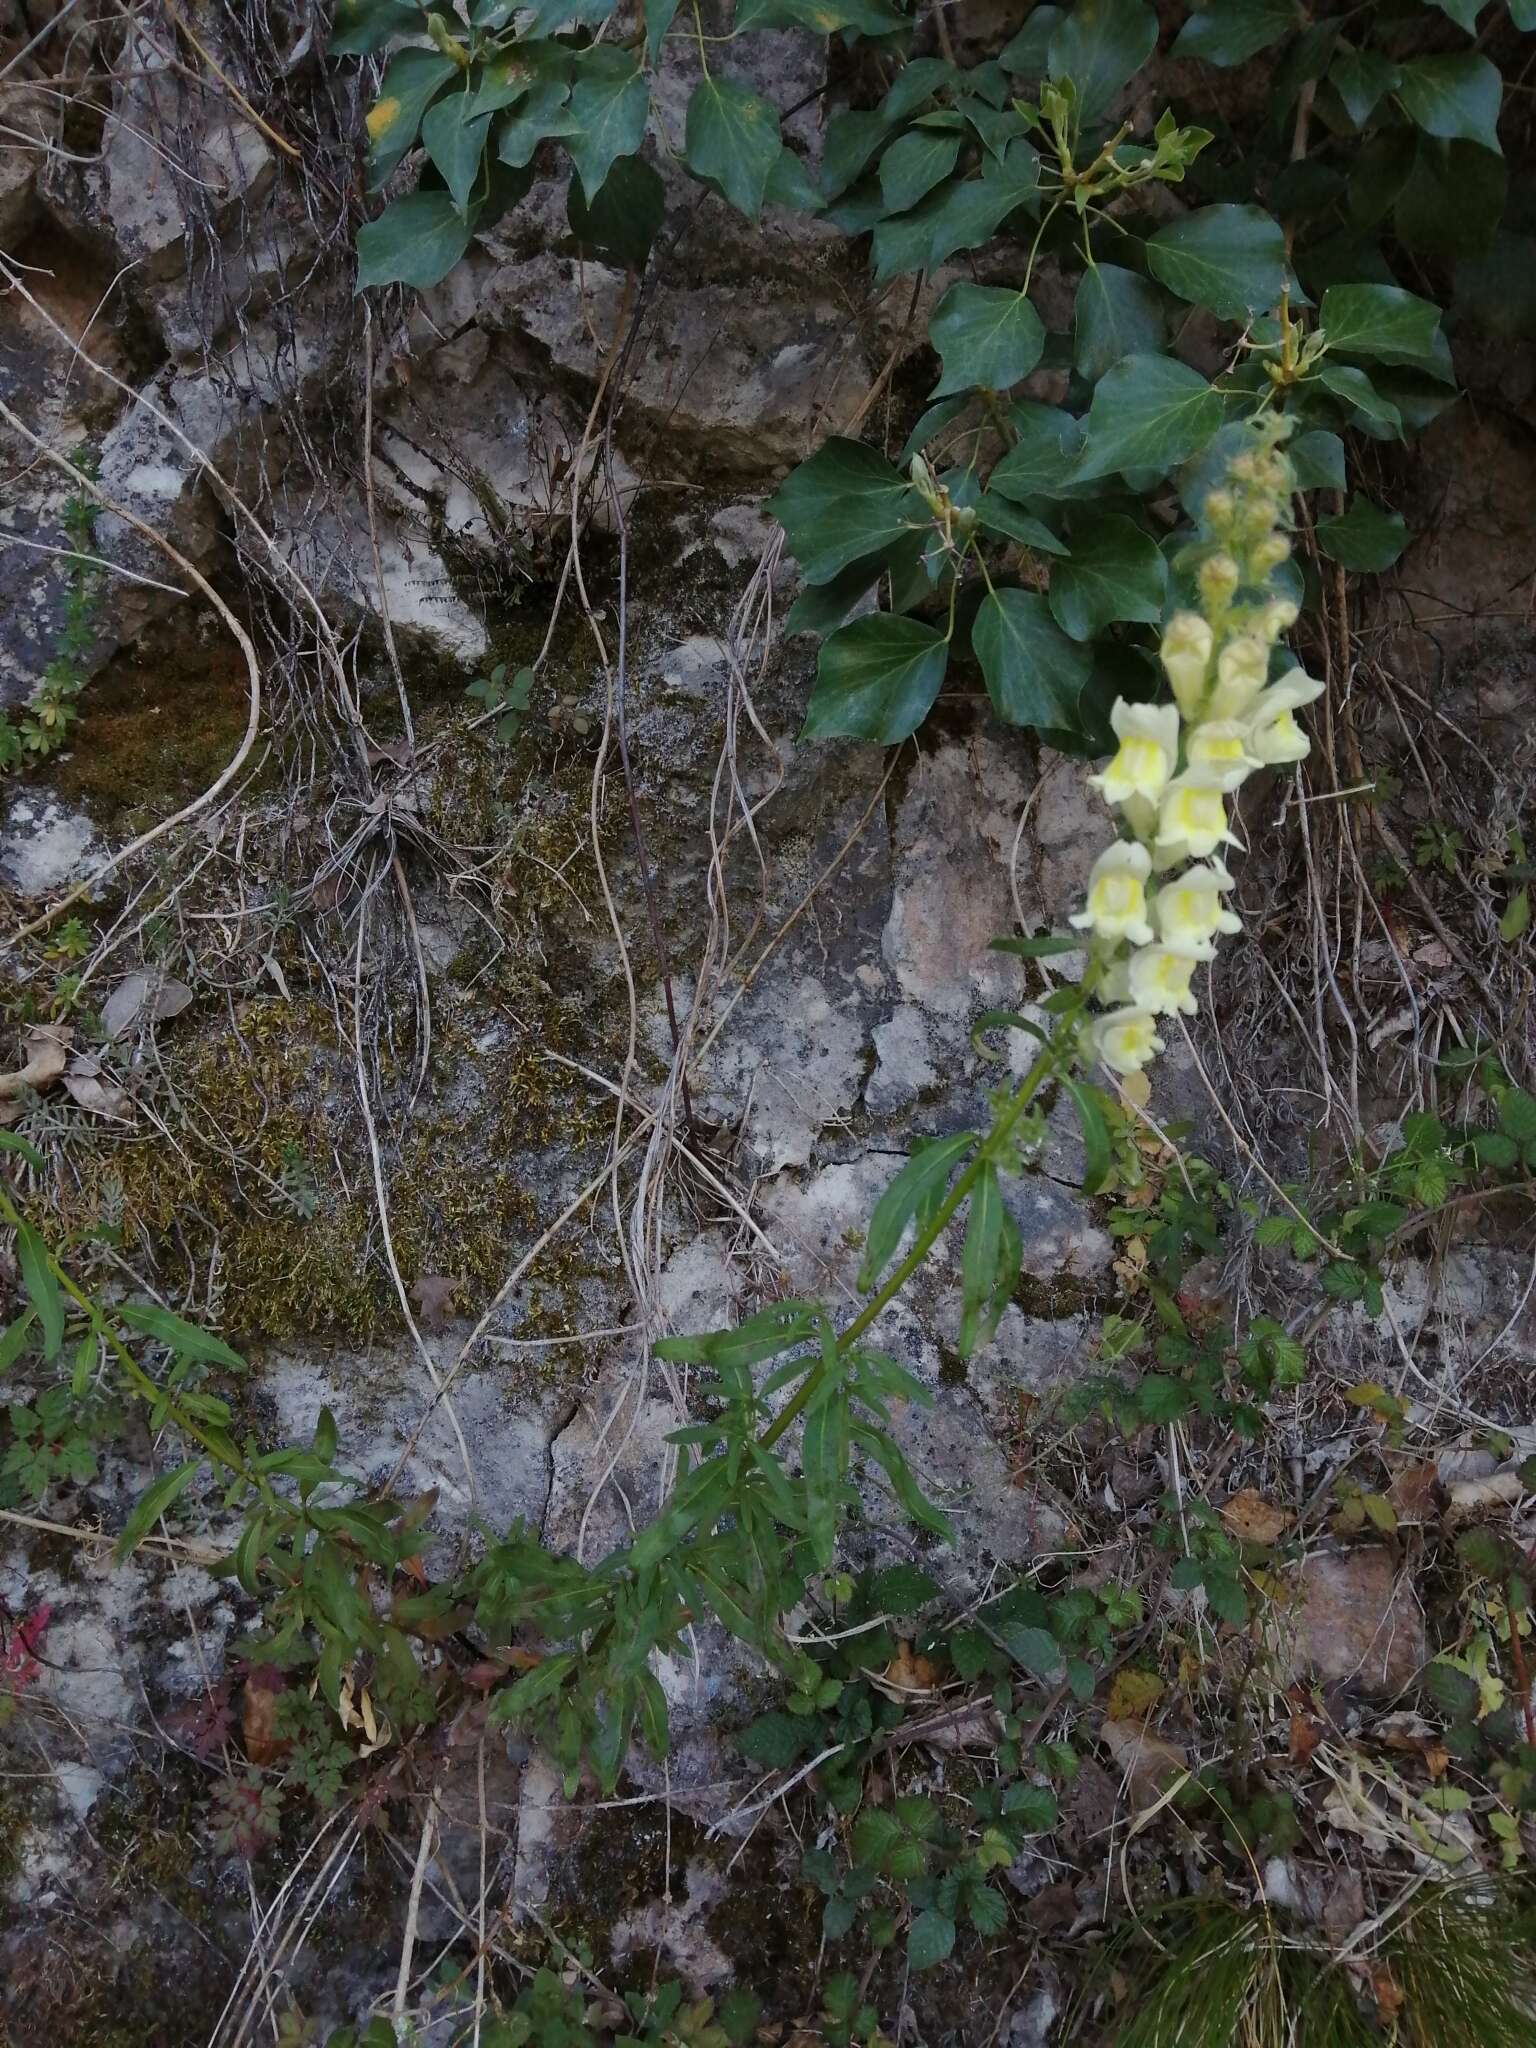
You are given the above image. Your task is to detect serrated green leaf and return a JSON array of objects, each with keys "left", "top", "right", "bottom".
[
  {"left": 971, "top": 587, "right": 1090, "bottom": 730},
  {"left": 356, "top": 189, "right": 473, "bottom": 289},
  {"left": 999, "top": 1621, "right": 1062, "bottom": 1677},
  {"left": 568, "top": 50, "right": 649, "bottom": 204},
  {"left": 929, "top": 282, "right": 1044, "bottom": 397},
  {"left": 878, "top": 127, "right": 961, "bottom": 213},
  {"left": 1171, "top": 0, "right": 1299, "bottom": 67},
  {"left": 1047, "top": 510, "right": 1166, "bottom": 640},
  {"left": 567, "top": 153, "right": 664, "bottom": 267},
  {"left": 1074, "top": 263, "right": 1166, "bottom": 383},
  {"left": 1315, "top": 497, "right": 1408, "bottom": 572},
  {"left": 1146, "top": 204, "right": 1286, "bottom": 322},
  {"left": 873, "top": 1563, "right": 942, "bottom": 1611},
  {"left": 1073, "top": 352, "right": 1224, "bottom": 481},
  {"left": 1047, "top": 0, "right": 1158, "bottom": 122},
  {"left": 365, "top": 48, "right": 458, "bottom": 189},
  {"left": 684, "top": 75, "right": 781, "bottom": 219},
  {"left": 736, "top": 1710, "right": 807, "bottom": 1767},
  {"left": 1395, "top": 52, "right": 1502, "bottom": 155},
  {"left": 907, "top": 1908, "right": 956, "bottom": 1971}
]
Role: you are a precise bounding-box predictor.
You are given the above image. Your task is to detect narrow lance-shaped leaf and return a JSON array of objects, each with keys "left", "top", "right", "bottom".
[
  {"left": 17, "top": 1220, "right": 64, "bottom": 1361},
  {"left": 116, "top": 1459, "right": 202, "bottom": 1561},
  {"left": 859, "top": 1132, "right": 976, "bottom": 1289}
]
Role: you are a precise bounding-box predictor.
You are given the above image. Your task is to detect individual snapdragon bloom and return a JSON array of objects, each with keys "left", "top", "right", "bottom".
[
  {"left": 1246, "top": 666, "right": 1325, "bottom": 766},
  {"left": 1088, "top": 1007, "right": 1165, "bottom": 1076},
  {"left": 1088, "top": 700, "right": 1181, "bottom": 807},
  {"left": 1206, "top": 634, "right": 1269, "bottom": 720},
  {"left": 1256, "top": 597, "right": 1300, "bottom": 645},
  {"left": 1159, "top": 612, "right": 1212, "bottom": 719},
  {"left": 1186, "top": 720, "right": 1257, "bottom": 790},
  {"left": 1197, "top": 552, "right": 1241, "bottom": 611},
  {"left": 1069, "top": 840, "right": 1154, "bottom": 946},
  {"left": 1153, "top": 860, "right": 1242, "bottom": 961},
  {"left": 1127, "top": 944, "right": 1201, "bottom": 1018},
  {"left": 1156, "top": 774, "right": 1242, "bottom": 861}
]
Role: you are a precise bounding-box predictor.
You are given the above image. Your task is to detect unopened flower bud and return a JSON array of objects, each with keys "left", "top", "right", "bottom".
[
  {"left": 1203, "top": 488, "right": 1236, "bottom": 531},
  {"left": 1249, "top": 536, "right": 1291, "bottom": 575},
  {"left": 1257, "top": 597, "right": 1299, "bottom": 644},
  {"left": 1159, "top": 612, "right": 1213, "bottom": 719},
  {"left": 1197, "top": 552, "right": 1241, "bottom": 609}
]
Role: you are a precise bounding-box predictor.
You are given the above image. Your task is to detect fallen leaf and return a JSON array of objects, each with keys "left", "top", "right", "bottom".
[
  {"left": 1220, "top": 1488, "right": 1293, "bottom": 1546},
  {"left": 101, "top": 973, "right": 192, "bottom": 1042},
  {"left": 1106, "top": 1667, "right": 1164, "bottom": 1724},
  {"left": 1366, "top": 1961, "right": 1405, "bottom": 2025},
  {"left": 0, "top": 1024, "right": 71, "bottom": 1099},
  {"left": 1100, "top": 1718, "right": 1189, "bottom": 1810},
  {"left": 1386, "top": 1460, "right": 1439, "bottom": 1524},
  {"left": 241, "top": 1670, "right": 290, "bottom": 1767},
  {"left": 1288, "top": 1711, "right": 1322, "bottom": 1767},
  {"left": 881, "top": 1640, "right": 940, "bottom": 1693},
  {"left": 412, "top": 1272, "right": 461, "bottom": 1331},
  {"left": 62, "top": 1070, "right": 132, "bottom": 1120}
]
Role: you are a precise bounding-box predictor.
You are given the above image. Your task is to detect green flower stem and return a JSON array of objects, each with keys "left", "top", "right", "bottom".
[{"left": 758, "top": 1034, "right": 1066, "bottom": 1453}]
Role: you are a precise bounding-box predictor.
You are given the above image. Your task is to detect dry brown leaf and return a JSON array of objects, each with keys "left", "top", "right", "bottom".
[
  {"left": 1220, "top": 1488, "right": 1293, "bottom": 1546},
  {"left": 1105, "top": 1667, "right": 1164, "bottom": 1724},
  {"left": 0, "top": 1024, "right": 71, "bottom": 1100},
  {"left": 241, "top": 1671, "right": 290, "bottom": 1766},
  {"left": 1100, "top": 1718, "right": 1189, "bottom": 1810},
  {"left": 101, "top": 973, "right": 192, "bottom": 1042},
  {"left": 1288, "top": 1711, "right": 1323, "bottom": 1767},
  {"left": 882, "top": 1640, "right": 940, "bottom": 1693},
  {"left": 412, "top": 1271, "right": 461, "bottom": 1331},
  {"left": 62, "top": 1070, "right": 132, "bottom": 1120},
  {"left": 1386, "top": 1460, "right": 1439, "bottom": 1524}
]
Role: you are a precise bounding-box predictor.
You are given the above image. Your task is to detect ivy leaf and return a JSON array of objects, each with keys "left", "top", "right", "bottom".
[
  {"left": 1394, "top": 135, "right": 1506, "bottom": 261},
  {"left": 684, "top": 75, "right": 782, "bottom": 219},
  {"left": 821, "top": 109, "right": 899, "bottom": 198},
  {"left": 495, "top": 82, "right": 579, "bottom": 169},
  {"left": 1073, "top": 352, "right": 1224, "bottom": 481},
  {"left": 1146, "top": 204, "right": 1286, "bottom": 322},
  {"left": 1074, "top": 263, "right": 1165, "bottom": 382},
  {"left": 972, "top": 589, "right": 1089, "bottom": 730},
  {"left": 365, "top": 49, "right": 459, "bottom": 189},
  {"left": 567, "top": 154, "right": 665, "bottom": 267},
  {"left": 764, "top": 146, "right": 823, "bottom": 213},
  {"left": 974, "top": 494, "right": 1068, "bottom": 554},
  {"left": 1319, "top": 283, "right": 1445, "bottom": 372},
  {"left": 568, "top": 50, "right": 650, "bottom": 204},
  {"left": 878, "top": 128, "right": 961, "bottom": 213},
  {"left": 1171, "top": 0, "right": 1299, "bottom": 67},
  {"left": 1288, "top": 429, "right": 1345, "bottom": 491},
  {"left": 1312, "top": 361, "right": 1402, "bottom": 436},
  {"left": 1329, "top": 46, "right": 1400, "bottom": 129},
  {"left": 802, "top": 615, "right": 949, "bottom": 743},
  {"left": 421, "top": 94, "right": 492, "bottom": 215},
  {"left": 929, "top": 283, "right": 1044, "bottom": 396},
  {"left": 1430, "top": 0, "right": 1485, "bottom": 27},
  {"left": 768, "top": 438, "right": 922, "bottom": 585},
  {"left": 644, "top": 0, "right": 679, "bottom": 61},
  {"left": 999, "top": 7, "right": 1063, "bottom": 78},
  {"left": 989, "top": 402, "right": 1090, "bottom": 500},
  {"left": 332, "top": 0, "right": 424, "bottom": 57},
  {"left": 1315, "top": 497, "right": 1408, "bottom": 572},
  {"left": 1395, "top": 52, "right": 1503, "bottom": 155},
  {"left": 1048, "top": 511, "right": 1166, "bottom": 641},
  {"left": 871, "top": 143, "right": 1038, "bottom": 283},
  {"left": 356, "top": 189, "right": 474, "bottom": 290},
  {"left": 907, "top": 1909, "right": 956, "bottom": 1971},
  {"left": 1046, "top": 0, "right": 1158, "bottom": 122}
]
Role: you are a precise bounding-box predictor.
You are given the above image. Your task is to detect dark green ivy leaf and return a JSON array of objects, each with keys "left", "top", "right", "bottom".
[
  {"left": 871, "top": 143, "right": 1039, "bottom": 283},
  {"left": 1047, "top": 510, "right": 1167, "bottom": 641},
  {"left": 1073, "top": 352, "right": 1225, "bottom": 481},
  {"left": 1329, "top": 46, "right": 1400, "bottom": 130},
  {"left": 332, "top": 0, "right": 424, "bottom": 57},
  {"left": 929, "top": 282, "right": 1045, "bottom": 396},
  {"left": 1073, "top": 263, "right": 1166, "bottom": 382},
  {"left": 802, "top": 615, "right": 949, "bottom": 742},
  {"left": 1146, "top": 203, "right": 1286, "bottom": 322},
  {"left": 420, "top": 94, "right": 492, "bottom": 215},
  {"left": 878, "top": 127, "right": 962, "bottom": 213},
  {"left": 567, "top": 48, "right": 650, "bottom": 204},
  {"left": 971, "top": 588, "right": 1090, "bottom": 729},
  {"left": 1395, "top": 52, "right": 1503, "bottom": 155},
  {"left": 1318, "top": 282, "right": 1446, "bottom": 372},
  {"left": 1314, "top": 497, "right": 1408, "bottom": 572},
  {"left": 356, "top": 189, "right": 474, "bottom": 290},
  {"left": 1046, "top": 0, "right": 1159, "bottom": 122},
  {"left": 567, "top": 154, "right": 665, "bottom": 267},
  {"left": 684, "top": 75, "right": 782, "bottom": 219},
  {"left": 769, "top": 438, "right": 922, "bottom": 585},
  {"left": 1171, "top": 0, "right": 1299, "bottom": 67},
  {"left": 365, "top": 49, "right": 459, "bottom": 189}
]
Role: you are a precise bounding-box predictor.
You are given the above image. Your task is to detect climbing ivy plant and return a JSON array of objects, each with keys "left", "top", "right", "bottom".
[{"left": 336, "top": 0, "right": 1525, "bottom": 747}]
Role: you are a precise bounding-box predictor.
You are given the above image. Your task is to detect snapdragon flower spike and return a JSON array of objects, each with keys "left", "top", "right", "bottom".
[
  {"left": 1246, "top": 666, "right": 1325, "bottom": 765},
  {"left": 1127, "top": 944, "right": 1202, "bottom": 1017},
  {"left": 1089, "top": 1007, "right": 1165, "bottom": 1076},
  {"left": 1155, "top": 774, "right": 1243, "bottom": 862},
  {"left": 1152, "top": 860, "right": 1242, "bottom": 961},
  {"left": 1088, "top": 701, "right": 1181, "bottom": 807},
  {"left": 1069, "top": 840, "right": 1155, "bottom": 945}
]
